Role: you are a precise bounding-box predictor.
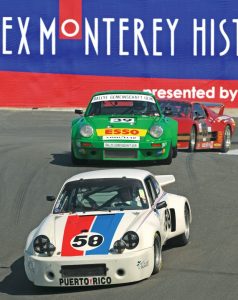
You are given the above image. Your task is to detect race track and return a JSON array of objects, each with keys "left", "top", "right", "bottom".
[{"left": 0, "top": 111, "right": 238, "bottom": 300}]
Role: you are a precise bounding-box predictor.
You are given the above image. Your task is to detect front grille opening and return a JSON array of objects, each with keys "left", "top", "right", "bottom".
[
  {"left": 61, "top": 264, "right": 107, "bottom": 277},
  {"left": 104, "top": 149, "right": 137, "bottom": 159}
]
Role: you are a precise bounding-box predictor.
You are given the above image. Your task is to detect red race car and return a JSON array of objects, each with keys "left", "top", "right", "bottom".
[{"left": 159, "top": 100, "right": 236, "bottom": 152}]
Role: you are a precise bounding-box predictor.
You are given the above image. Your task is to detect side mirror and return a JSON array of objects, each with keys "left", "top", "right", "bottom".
[
  {"left": 163, "top": 108, "right": 173, "bottom": 116},
  {"left": 75, "top": 109, "right": 84, "bottom": 115},
  {"left": 46, "top": 195, "right": 55, "bottom": 201},
  {"left": 193, "top": 111, "right": 199, "bottom": 120},
  {"left": 193, "top": 111, "right": 203, "bottom": 120},
  {"left": 156, "top": 201, "right": 167, "bottom": 210}
]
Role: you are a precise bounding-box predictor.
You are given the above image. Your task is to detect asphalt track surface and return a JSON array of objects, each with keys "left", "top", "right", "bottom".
[{"left": 0, "top": 111, "right": 237, "bottom": 300}]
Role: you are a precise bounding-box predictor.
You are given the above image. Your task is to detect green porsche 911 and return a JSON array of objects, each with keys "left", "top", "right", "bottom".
[{"left": 71, "top": 91, "right": 178, "bottom": 165}]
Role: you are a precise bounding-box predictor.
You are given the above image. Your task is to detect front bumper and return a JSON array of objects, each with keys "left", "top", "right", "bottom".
[
  {"left": 72, "top": 139, "right": 171, "bottom": 161},
  {"left": 25, "top": 248, "right": 153, "bottom": 287}
]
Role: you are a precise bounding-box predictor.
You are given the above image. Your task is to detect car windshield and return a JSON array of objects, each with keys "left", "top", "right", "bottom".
[
  {"left": 86, "top": 100, "right": 160, "bottom": 116},
  {"left": 53, "top": 178, "right": 149, "bottom": 213},
  {"left": 159, "top": 100, "right": 191, "bottom": 118}
]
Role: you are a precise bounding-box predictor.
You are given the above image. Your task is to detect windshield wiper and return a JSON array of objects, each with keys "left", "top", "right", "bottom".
[{"left": 93, "top": 207, "right": 112, "bottom": 212}]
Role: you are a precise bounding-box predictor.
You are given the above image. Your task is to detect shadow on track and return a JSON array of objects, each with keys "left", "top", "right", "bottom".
[{"left": 49, "top": 152, "right": 168, "bottom": 168}]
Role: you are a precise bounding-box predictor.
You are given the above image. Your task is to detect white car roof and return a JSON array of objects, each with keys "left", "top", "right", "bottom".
[{"left": 65, "top": 169, "right": 152, "bottom": 183}]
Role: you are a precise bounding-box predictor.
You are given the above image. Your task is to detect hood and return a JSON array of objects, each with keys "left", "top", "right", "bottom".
[
  {"left": 37, "top": 211, "right": 148, "bottom": 257},
  {"left": 85, "top": 115, "right": 160, "bottom": 130}
]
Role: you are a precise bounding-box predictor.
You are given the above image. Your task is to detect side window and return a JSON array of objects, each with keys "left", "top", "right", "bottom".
[
  {"left": 193, "top": 103, "right": 206, "bottom": 119},
  {"left": 150, "top": 177, "right": 160, "bottom": 196},
  {"left": 144, "top": 177, "right": 157, "bottom": 205}
]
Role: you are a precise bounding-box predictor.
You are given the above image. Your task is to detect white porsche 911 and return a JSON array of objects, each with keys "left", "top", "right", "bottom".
[{"left": 24, "top": 169, "right": 192, "bottom": 287}]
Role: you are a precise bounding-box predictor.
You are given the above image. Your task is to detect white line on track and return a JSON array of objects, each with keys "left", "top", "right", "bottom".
[{"left": 219, "top": 149, "right": 238, "bottom": 155}]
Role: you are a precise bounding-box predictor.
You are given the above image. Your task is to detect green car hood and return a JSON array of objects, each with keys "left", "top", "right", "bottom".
[{"left": 85, "top": 115, "right": 161, "bottom": 130}]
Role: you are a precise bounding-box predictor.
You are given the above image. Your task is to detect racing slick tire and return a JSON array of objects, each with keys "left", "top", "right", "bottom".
[
  {"left": 172, "top": 146, "right": 178, "bottom": 158},
  {"left": 173, "top": 204, "right": 190, "bottom": 247},
  {"left": 221, "top": 126, "right": 231, "bottom": 153},
  {"left": 71, "top": 143, "right": 86, "bottom": 165},
  {"left": 152, "top": 234, "right": 162, "bottom": 274},
  {"left": 188, "top": 126, "right": 196, "bottom": 152},
  {"left": 161, "top": 144, "right": 173, "bottom": 165}
]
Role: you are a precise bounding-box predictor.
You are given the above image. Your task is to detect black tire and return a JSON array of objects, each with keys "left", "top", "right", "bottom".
[
  {"left": 162, "top": 144, "right": 173, "bottom": 165},
  {"left": 71, "top": 143, "right": 85, "bottom": 165},
  {"left": 221, "top": 126, "right": 231, "bottom": 153},
  {"left": 152, "top": 234, "right": 162, "bottom": 274},
  {"left": 172, "top": 146, "right": 178, "bottom": 158},
  {"left": 173, "top": 204, "right": 190, "bottom": 247},
  {"left": 188, "top": 126, "right": 196, "bottom": 152}
]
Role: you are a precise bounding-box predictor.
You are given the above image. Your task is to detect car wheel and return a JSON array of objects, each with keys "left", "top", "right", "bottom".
[
  {"left": 152, "top": 234, "right": 162, "bottom": 274},
  {"left": 188, "top": 126, "right": 196, "bottom": 152},
  {"left": 161, "top": 144, "right": 173, "bottom": 165},
  {"left": 174, "top": 204, "right": 190, "bottom": 246},
  {"left": 172, "top": 146, "right": 178, "bottom": 158},
  {"left": 221, "top": 126, "right": 231, "bottom": 153}
]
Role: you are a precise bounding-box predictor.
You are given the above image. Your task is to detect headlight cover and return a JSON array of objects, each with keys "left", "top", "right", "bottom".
[
  {"left": 122, "top": 231, "right": 139, "bottom": 249},
  {"left": 149, "top": 125, "right": 163, "bottom": 138},
  {"left": 113, "top": 239, "right": 126, "bottom": 254},
  {"left": 33, "top": 235, "right": 56, "bottom": 256},
  {"left": 80, "top": 125, "right": 94, "bottom": 137}
]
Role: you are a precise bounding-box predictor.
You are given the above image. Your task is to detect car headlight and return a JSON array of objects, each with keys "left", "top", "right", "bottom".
[
  {"left": 122, "top": 231, "right": 139, "bottom": 249},
  {"left": 80, "top": 125, "right": 94, "bottom": 137},
  {"left": 33, "top": 235, "right": 56, "bottom": 256},
  {"left": 149, "top": 125, "right": 163, "bottom": 138},
  {"left": 113, "top": 239, "right": 126, "bottom": 254}
]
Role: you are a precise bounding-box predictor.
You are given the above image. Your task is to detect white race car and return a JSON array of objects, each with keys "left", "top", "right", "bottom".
[{"left": 24, "top": 169, "right": 192, "bottom": 287}]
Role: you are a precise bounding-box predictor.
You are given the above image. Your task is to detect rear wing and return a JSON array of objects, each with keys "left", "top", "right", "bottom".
[
  {"left": 155, "top": 175, "right": 175, "bottom": 187},
  {"left": 201, "top": 102, "right": 225, "bottom": 116}
]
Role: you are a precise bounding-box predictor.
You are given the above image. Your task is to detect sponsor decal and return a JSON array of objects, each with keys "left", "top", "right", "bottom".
[
  {"left": 196, "top": 142, "right": 202, "bottom": 148},
  {"left": 104, "top": 142, "right": 139, "bottom": 149},
  {"left": 92, "top": 94, "right": 155, "bottom": 103},
  {"left": 61, "top": 214, "right": 123, "bottom": 256},
  {"left": 217, "top": 116, "right": 231, "bottom": 121},
  {"left": 70, "top": 232, "right": 104, "bottom": 251},
  {"left": 97, "top": 128, "right": 147, "bottom": 136},
  {"left": 214, "top": 143, "right": 222, "bottom": 147},
  {"left": 217, "top": 131, "right": 223, "bottom": 143},
  {"left": 201, "top": 142, "right": 209, "bottom": 148},
  {"left": 59, "top": 276, "right": 112, "bottom": 286},
  {"left": 137, "top": 260, "right": 149, "bottom": 270},
  {"left": 103, "top": 136, "right": 140, "bottom": 141},
  {"left": 110, "top": 118, "right": 135, "bottom": 124}
]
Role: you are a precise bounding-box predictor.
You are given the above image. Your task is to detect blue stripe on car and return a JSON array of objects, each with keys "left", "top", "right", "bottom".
[{"left": 86, "top": 213, "right": 124, "bottom": 255}]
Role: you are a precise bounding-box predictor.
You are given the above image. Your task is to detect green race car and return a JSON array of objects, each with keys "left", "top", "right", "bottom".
[{"left": 71, "top": 91, "right": 178, "bottom": 164}]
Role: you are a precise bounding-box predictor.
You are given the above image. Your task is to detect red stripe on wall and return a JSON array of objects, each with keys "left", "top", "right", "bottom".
[
  {"left": 59, "top": 0, "right": 82, "bottom": 39},
  {"left": 0, "top": 71, "right": 238, "bottom": 108}
]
